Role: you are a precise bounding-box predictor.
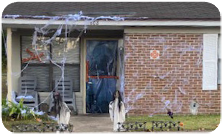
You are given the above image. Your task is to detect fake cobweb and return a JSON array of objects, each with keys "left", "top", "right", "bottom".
[
  {"left": 123, "top": 34, "right": 215, "bottom": 118},
  {"left": 2, "top": 12, "right": 214, "bottom": 120},
  {"left": 3, "top": 12, "right": 125, "bottom": 116}
]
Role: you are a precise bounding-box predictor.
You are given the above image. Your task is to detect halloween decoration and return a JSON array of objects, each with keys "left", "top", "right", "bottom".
[
  {"left": 22, "top": 48, "right": 44, "bottom": 63},
  {"left": 109, "top": 90, "right": 125, "bottom": 131}
]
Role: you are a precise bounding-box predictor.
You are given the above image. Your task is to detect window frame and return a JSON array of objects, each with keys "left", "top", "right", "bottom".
[
  {"left": 20, "top": 36, "right": 81, "bottom": 92},
  {"left": 218, "top": 34, "right": 221, "bottom": 85}
]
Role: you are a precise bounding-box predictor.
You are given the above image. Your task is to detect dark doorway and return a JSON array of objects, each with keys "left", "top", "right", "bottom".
[{"left": 86, "top": 40, "right": 118, "bottom": 113}]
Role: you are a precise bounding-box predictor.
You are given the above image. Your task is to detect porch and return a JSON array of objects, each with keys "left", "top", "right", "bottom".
[{"left": 5, "top": 28, "right": 124, "bottom": 114}]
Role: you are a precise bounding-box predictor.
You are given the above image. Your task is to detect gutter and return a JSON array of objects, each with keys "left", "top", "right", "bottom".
[
  {"left": 2, "top": 14, "right": 220, "bottom": 27},
  {"left": 2, "top": 18, "right": 220, "bottom": 27}
]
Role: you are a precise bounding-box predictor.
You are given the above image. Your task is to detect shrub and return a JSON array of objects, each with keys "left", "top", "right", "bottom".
[{"left": 2, "top": 99, "right": 36, "bottom": 120}]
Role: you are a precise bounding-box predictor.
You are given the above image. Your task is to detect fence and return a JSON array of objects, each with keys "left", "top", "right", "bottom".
[
  {"left": 118, "top": 121, "right": 181, "bottom": 132},
  {"left": 11, "top": 123, "right": 73, "bottom": 134}
]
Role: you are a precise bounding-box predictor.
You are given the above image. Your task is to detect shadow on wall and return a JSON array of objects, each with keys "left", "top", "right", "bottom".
[
  {"left": 0, "top": 33, "right": 7, "bottom": 75},
  {"left": 2, "top": 73, "right": 7, "bottom": 99}
]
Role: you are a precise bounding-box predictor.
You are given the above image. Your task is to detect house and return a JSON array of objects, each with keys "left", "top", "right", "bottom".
[{"left": 2, "top": 2, "right": 221, "bottom": 115}]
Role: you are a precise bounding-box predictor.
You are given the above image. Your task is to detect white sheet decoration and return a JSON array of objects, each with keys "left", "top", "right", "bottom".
[
  {"left": 11, "top": 91, "right": 19, "bottom": 104},
  {"left": 57, "top": 102, "right": 71, "bottom": 125},
  {"left": 48, "top": 116, "right": 58, "bottom": 121},
  {"left": 109, "top": 98, "right": 125, "bottom": 131},
  {"left": 16, "top": 95, "right": 34, "bottom": 99},
  {"left": 34, "top": 111, "right": 44, "bottom": 115}
]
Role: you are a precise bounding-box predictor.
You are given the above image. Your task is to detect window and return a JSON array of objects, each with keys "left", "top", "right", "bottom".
[{"left": 21, "top": 36, "right": 80, "bottom": 92}]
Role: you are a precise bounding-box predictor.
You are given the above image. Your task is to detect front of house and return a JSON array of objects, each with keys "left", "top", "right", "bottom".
[{"left": 2, "top": 2, "right": 221, "bottom": 115}]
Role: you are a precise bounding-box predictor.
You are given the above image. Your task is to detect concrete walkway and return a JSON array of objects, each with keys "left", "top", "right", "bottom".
[
  {"left": 70, "top": 114, "right": 113, "bottom": 132},
  {"left": 70, "top": 114, "right": 211, "bottom": 134}
]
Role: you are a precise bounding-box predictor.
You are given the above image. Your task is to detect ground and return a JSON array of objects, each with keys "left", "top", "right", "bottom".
[{"left": 70, "top": 114, "right": 113, "bottom": 132}]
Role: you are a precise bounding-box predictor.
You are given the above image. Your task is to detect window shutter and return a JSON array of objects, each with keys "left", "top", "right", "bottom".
[{"left": 202, "top": 34, "right": 218, "bottom": 90}]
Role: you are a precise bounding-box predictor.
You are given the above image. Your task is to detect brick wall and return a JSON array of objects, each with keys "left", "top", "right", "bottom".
[{"left": 124, "top": 33, "right": 220, "bottom": 115}]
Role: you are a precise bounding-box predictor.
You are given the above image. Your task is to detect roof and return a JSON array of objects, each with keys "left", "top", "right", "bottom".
[{"left": 2, "top": 2, "right": 220, "bottom": 20}]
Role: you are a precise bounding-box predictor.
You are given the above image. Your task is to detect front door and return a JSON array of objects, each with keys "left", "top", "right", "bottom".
[{"left": 86, "top": 40, "right": 118, "bottom": 113}]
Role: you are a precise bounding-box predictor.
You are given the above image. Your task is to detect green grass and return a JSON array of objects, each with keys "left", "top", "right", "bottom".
[
  {"left": 126, "top": 114, "right": 220, "bottom": 131},
  {"left": 2, "top": 114, "right": 55, "bottom": 132}
]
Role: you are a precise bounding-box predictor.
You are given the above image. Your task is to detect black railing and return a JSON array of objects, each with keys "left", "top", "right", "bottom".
[
  {"left": 11, "top": 123, "right": 73, "bottom": 132},
  {"left": 118, "top": 121, "right": 181, "bottom": 132}
]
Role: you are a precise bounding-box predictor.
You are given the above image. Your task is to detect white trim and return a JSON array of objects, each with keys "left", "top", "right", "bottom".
[
  {"left": 2, "top": 18, "right": 220, "bottom": 27},
  {"left": 124, "top": 27, "right": 220, "bottom": 34}
]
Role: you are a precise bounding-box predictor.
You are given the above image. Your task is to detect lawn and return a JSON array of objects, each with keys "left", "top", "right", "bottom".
[
  {"left": 2, "top": 118, "right": 53, "bottom": 132},
  {"left": 126, "top": 114, "right": 220, "bottom": 131}
]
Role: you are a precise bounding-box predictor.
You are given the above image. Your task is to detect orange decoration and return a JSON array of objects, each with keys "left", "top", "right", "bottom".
[
  {"left": 179, "top": 122, "right": 184, "bottom": 127},
  {"left": 150, "top": 50, "right": 160, "bottom": 59},
  {"left": 86, "top": 60, "right": 119, "bottom": 81},
  {"left": 22, "top": 48, "right": 45, "bottom": 63},
  {"left": 36, "top": 118, "right": 42, "bottom": 122},
  {"left": 86, "top": 61, "right": 89, "bottom": 82}
]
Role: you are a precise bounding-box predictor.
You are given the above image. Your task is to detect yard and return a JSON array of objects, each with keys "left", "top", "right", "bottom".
[
  {"left": 126, "top": 114, "right": 220, "bottom": 131},
  {"left": 2, "top": 116, "right": 55, "bottom": 131}
]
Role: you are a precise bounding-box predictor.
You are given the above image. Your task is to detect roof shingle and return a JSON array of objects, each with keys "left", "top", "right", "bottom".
[{"left": 2, "top": 2, "right": 220, "bottom": 19}]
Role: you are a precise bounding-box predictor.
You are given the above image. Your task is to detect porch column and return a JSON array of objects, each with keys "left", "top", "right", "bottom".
[
  {"left": 6, "top": 28, "right": 12, "bottom": 101},
  {"left": 6, "top": 28, "right": 21, "bottom": 101}
]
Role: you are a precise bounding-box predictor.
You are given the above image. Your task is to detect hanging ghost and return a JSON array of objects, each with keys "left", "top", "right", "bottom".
[
  {"left": 109, "top": 90, "right": 125, "bottom": 131},
  {"left": 89, "top": 42, "right": 117, "bottom": 76}
]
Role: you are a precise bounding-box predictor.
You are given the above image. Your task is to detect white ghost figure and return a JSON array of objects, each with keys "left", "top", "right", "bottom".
[
  {"left": 109, "top": 90, "right": 125, "bottom": 131},
  {"left": 190, "top": 100, "right": 199, "bottom": 115},
  {"left": 50, "top": 102, "right": 71, "bottom": 132},
  {"left": 57, "top": 102, "right": 71, "bottom": 125}
]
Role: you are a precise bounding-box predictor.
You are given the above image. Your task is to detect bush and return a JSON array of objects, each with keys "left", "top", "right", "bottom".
[
  {"left": 2, "top": 99, "right": 7, "bottom": 107},
  {"left": 2, "top": 99, "right": 36, "bottom": 120},
  {"left": 2, "top": 99, "right": 57, "bottom": 125}
]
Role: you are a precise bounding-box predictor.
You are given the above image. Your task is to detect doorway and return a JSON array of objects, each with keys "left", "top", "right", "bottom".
[{"left": 86, "top": 40, "right": 118, "bottom": 113}]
